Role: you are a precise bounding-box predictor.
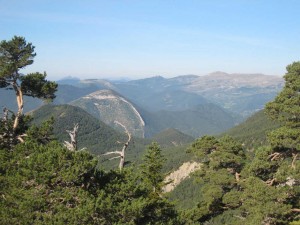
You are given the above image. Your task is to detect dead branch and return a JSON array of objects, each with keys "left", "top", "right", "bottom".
[
  {"left": 265, "top": 178, "right": 276, "bottom": 186},
  {"left": 16, "top": 134, "right": 28, "bottom": 143},
  {"left": 268, "top": 152, "right": 281, "bottom": 161},
  {"left": 233, "top": 215, "right": 246, "bottom": 220},
  {"left": 235, "top": 172, "right": 240, "bottom": 182},
  {"left": 291, "top": 209, "right": 300, "bottom": 213},
  {"left": 109, "top": 156, "right": 121, "bottom": 160},
  {"left": 102, "top": 151, "right": 122, "bottom": 156}
]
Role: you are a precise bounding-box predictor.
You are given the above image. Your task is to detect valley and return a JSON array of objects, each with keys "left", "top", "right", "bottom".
[
  {"left": 1, "top": 36, "right": 299, "bottom": 224},
  {"left": 1, "top": 1, "right": 300, "bottom": 222}
]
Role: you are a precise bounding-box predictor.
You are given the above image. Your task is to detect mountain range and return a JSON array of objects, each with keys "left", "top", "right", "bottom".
[{"left": 1, "top": 72, "right": 284, "bottom": 139}]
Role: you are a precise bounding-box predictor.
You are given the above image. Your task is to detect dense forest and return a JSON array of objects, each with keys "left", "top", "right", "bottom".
[{"left": 1, "top": 37, "right": 299, "bottom": 224}]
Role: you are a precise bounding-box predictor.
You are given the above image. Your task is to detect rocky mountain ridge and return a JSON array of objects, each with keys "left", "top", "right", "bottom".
[{"left": 70, "top": 89, "right": 146, "bottom": 138}]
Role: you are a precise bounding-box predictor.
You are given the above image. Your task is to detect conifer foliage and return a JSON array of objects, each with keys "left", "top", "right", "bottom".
[
  {"left": 181, "top": 62, "right": 300, "bottom": 225},
  {"left": 0, "top": 36, "right": 57, "bottom": 147},
  {"left": 0, "top": 37, "right": 180, "bottom": 224},
  {"left": 1, "top": 36, "right": 300, "bottom": 224}
]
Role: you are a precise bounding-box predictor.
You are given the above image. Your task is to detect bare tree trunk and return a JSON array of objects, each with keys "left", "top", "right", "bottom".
[
  {"left": 64, "top": 124, "right": 79, "bottom": 151},
  {"left": 12, "top": 83, "right": 24, "bottom": 133},
  {"left": 102, "top": 121, "right": 131, "bottom": 171}
]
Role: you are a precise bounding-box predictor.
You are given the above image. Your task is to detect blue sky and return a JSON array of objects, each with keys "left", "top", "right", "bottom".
[{"left": 1, "top": 0, "right": 300, "bottom": 80}]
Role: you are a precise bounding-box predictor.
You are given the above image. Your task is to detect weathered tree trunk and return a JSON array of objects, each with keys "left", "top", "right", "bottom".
[
  {"left": 12, "top": 83, "right": 24, "bottom": 133},
  {"left": 102, "top": 121, "right": 131, "bottom": 171},
  {"left": 64, "top": 124, "right": 79, "bottom": 151}
]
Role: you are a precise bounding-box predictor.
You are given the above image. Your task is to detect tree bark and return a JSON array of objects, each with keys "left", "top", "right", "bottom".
[
  {"left": 64, "top": 124, "right": 79, "bottom": 151},
  {"left": 102, "top": 121, "right": 131, "bottom": 171},
  {"left": 12, "top": 82, "right": 24, "bottom": 133}
]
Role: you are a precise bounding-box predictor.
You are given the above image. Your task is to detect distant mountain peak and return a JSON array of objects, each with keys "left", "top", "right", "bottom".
[
  {"left": 208, "top": 71, "right": 229, "bottom": 76},
  {"left": 58, "top": 76, "right": 80, "bottom": 81}
]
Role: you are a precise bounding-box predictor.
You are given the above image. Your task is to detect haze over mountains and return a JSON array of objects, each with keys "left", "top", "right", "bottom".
[{"left": 1, "top": 72, "right": 283, "bottom": 138}]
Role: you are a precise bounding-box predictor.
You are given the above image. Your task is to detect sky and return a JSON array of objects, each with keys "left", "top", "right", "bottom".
[{"left": 1, "top": 0, "right": 300, "bottom": 80}]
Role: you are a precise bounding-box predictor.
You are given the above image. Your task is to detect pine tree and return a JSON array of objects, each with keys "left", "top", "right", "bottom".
[
  {"left": 265, "top": 61, "right": 300, "bottom": 155},
  {"left": 0, "top": 36, "right": 57, "bottom": 143},
  {"left": 187, "top": 135, "right": 246, "bottom": 223},
  {"left": 234, "top": 61, "right": 300, "bottom": 224}
]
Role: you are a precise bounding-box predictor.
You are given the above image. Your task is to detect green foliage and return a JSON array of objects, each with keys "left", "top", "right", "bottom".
[
  {"left": 221, "top": 109, "right": 280, "bottom": 149},
  {"left": 31, "top": 104, "right": 126, "bottom": 154},
  {"left": 266, "top": 62, "right": 300, "bottom": 124},
  {"left": 152, "top": 128, "right": 194, "bottom": 148},
  {"left": 0, "top": 36, "right": 57, "bottom": 100},
  {"left": 174, "top": 62, "right": 300, "bottom": 224},
  {"left": 144, "top": 103, "right": 239, "bottom": 138},
  {"left": 242, "top": 146, "right": 276, "bottom": 180},
  {"left": 20, "top": 72, "right": 57, "bottom": 100},
  {"left": 0, "top": 36, "right": 57, "bottom": 150},
  {"left": 166, "top": 177, "right": 203, "bottom": 210},
  {"left": 1, "top": 126, "right": 180, "bottom": 224},
  {"left": 0, "top": 36, "right": 35, "bottom": 80},
  {"left": 0, "top": 140, "right": 98, "bottom": 224},
  {"left": 2, "top": 39, "right": 300, "bottom": 225},
  {"left": 265, "top": 61, "right": 300, "bottom": 151},
  {"left": 238, "top": 177, "right": 292, "bottom": 225},
  {"left": 0, "top": 112, "right": 32, "bottom": 149},
  {"left": 185, "top": 136, "right": 246, "bottom": 223},
  {"left": 141, "top": 142, "right": 166, "bottom": 195}
]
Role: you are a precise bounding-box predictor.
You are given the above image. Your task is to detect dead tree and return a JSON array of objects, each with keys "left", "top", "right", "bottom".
[
  {"left": 102, "top": 121, "right": 131, "bottom": 171},
  {"left": 64, "top": 123, "right": 79, "bottom": 151}
]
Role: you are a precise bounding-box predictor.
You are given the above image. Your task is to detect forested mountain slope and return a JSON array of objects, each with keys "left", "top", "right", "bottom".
[
  {"left": 112, "top": 72, "right": 283, "bottom": 117},
  {"left": 143, "top": 103, "right": 240, "bottom": 137},
  {"left": 31, "top": 104, "right": 127, "bottom": 154},
  {"left": 1, "top": 36, "right": 299, "bottom": 225},
  {"left": 30, "top": 104, "right": 194, "bottom": 172},
  {"left": 221, "top": 110, "right": 280, "bottom": 149},
  {"left": 152, "top": 128, "right": 194, "bottom": 148}
]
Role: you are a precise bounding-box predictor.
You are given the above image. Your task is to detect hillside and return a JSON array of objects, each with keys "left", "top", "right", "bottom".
[
  {"left": 144, "top": 103, "right": 241, "bottom": 138},
  {"left": 185, "top": 72, "right": 283, "bottom": 117},
  {"left": 31, "top": 104, "right": 127, "bottom": 155},
  {"left": 30, "top": 104, "right": 197, "bottom": 172},
  {"left": 111, "top": 73, "right": 283, "bottom": 117},
  {"left": 0, "top": 83, "right": 101, "bottom": 113},
  {"left": 70, "top": 89, "right": 146, "bottom": 138},
  {"left": 152, "top": 128, "right": 194, "bottom": 148},
  {"left": 53, "top": 84, "right": 100, "bottom": 104},
  {"left": 221, "top": 109, "right": 280, "bottom": 149}
]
